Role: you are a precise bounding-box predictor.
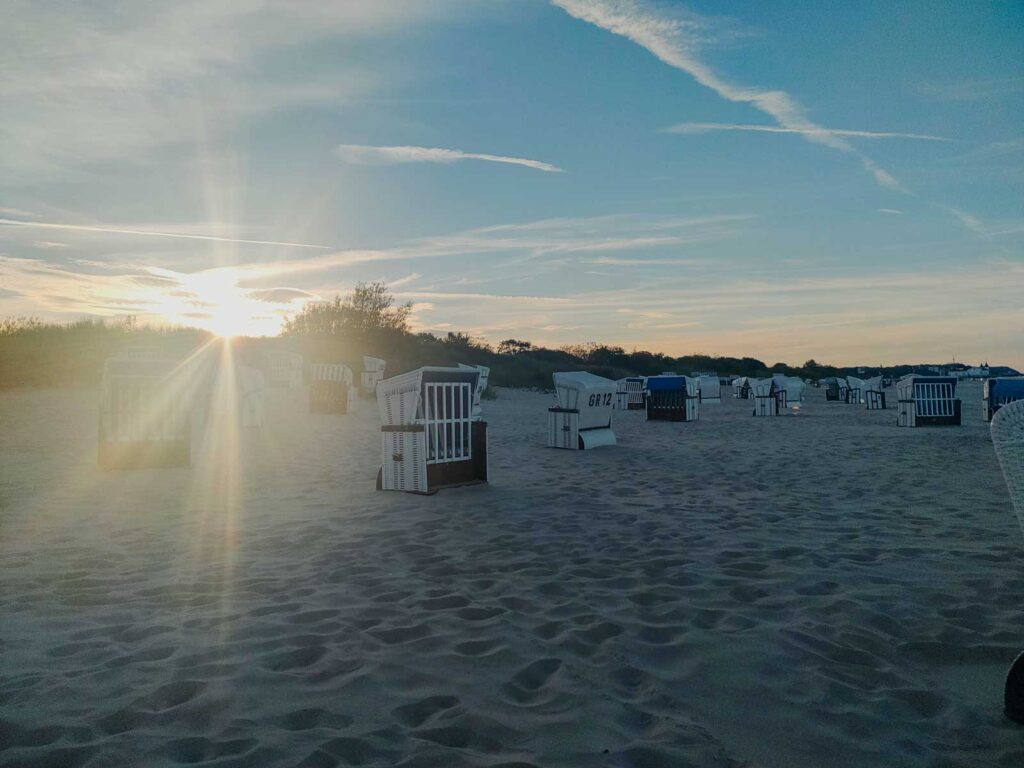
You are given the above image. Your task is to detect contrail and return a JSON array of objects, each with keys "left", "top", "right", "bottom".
[{"left": 0, "top": 218, "right": 333, "bottom": 250}]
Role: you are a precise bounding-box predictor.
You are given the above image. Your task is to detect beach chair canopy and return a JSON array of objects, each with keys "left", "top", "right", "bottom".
[
  {"left": 646, "top": 375, "right": 697, "bottom": 395},
  {"left": 863, "top": 375, "right": 883, "bottom": 391},
  {"left": 377, "top": 366, "right": 480, "bottom": 427},
  {"left": 553, "top": 372, "right": 616, "bottom": 430},
  {"left": 698, "top": 375, "right": 721, "bottom": 399},
  {"left": 459, "top": 363, "right": 490, "bottom": 391},
  {"left": 311, "top": 363, "right": 353, "bottom": 385},
  {"left": 990, "top": 378, "right": 1024, "bottom": 399},
  {"left": 773, "top": 374, "right": 804, "bottom": 402},
  {"left": 749, "top": 378, "right": 776, "bottom": 397}
]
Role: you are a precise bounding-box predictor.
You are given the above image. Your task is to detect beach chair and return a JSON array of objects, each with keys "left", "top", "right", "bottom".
[
  {"left": 990, "top": 400, "right": 1024, "bottom": 722},
  {"left": 733, "top": 376, "right": 751, "bottom": 400},
  {"left": 376, "top": 367, "right": 487, "bottom": 493},
  {"left": 698, "top": 375, "right": 721, "bottom": 403},
  {"left": 360, "top": 356, "right": 386, "bottom": 396},
  {"left": 458, "top": 363, "right": 490, "bottom": 420},
  {"left": 310, "top": 363, "right": 354, "bottom": 414},
  {"left": 616, "top": 377, "right": 646, "bottom": 410},
  {"left": 645, "top": 375, "right": 699, "bottom": 422},
  {"left": 983, "top": 378, "right": 1024, "bottom": 422},
  {"left": 98, "top": 357, "right": 190, "bottom": 469},
  {"left": 844, "top": 376, "right": 865, "bottom": 405},
  {"left": 773, "top": 374, "right": 804, "bottom": 405},
  {"left": 548, "top": 372, "right": 617, "bottom": 450},
  {"left": 267, "top": 351, "right": 303, "bottom": 389},
  {"left": 750, "top": 378, "right": 781, "bottom": 417},
  {"left": 822, "top": 377, "right": 841, "bottom": 401},
  {"left": 896, "top": 375, "right": 962, "bottom": 427},
  {"left": 864, "top": 376, "right": 886, "bottom": 410},
  {"left": 239, "top": 366, "right": 265, "bottom": 427}
]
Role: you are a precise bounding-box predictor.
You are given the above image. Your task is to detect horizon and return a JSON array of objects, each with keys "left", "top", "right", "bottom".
[{"left": 1, "top": 1, "right": 1022, "bottom": 369}]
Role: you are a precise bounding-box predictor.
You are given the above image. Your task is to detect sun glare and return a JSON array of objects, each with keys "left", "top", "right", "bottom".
[{"left": 148, "top": 268, "right": 289, "bottom": 338}]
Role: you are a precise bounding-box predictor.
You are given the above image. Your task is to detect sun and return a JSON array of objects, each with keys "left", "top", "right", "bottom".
[{"left": 148, "top": 268, "right": 287, "bottom": 338}]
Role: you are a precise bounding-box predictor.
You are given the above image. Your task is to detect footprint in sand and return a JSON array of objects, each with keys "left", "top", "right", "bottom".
[
  {"left": 391, "top": 695, "right": 461, "bottom": 727},
  {"left": 453, "top": 638, "right": 504, "bottom": 657},
  {"left": 502, "top": 658, "right": 562, "bottom": 704},
  {"left": 163, "top": 736, "right": 258, "bottom": 764}
]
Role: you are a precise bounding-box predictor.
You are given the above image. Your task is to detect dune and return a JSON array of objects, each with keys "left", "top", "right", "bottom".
[{"left": 1, "top": 381, "right": 1022, "bottom": 767}]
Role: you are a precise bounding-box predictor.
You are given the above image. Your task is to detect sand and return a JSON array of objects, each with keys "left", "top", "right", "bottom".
[{"left": 1, "top": 380, "right": 1023, "bottom": 767}]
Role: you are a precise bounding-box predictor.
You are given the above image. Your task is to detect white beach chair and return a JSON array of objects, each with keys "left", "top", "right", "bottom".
[
  {"left": 267, "top": 351, "right": 303, "bottom": 389},
  {"left": 361, "top": 356, "right": 386, "bottom": 396},
  {"left": 310, "top": 363, "right": 354, "bottom": 414},
  {"left": 750, "top": 378, "right": 781, "bottom": 417},
  {"left": 698, "top": 375, "right": 721, "bottom": 403},
  {"left": 990, "top": 399, "right": 1024, "bottom": 722},
  {"left": 376, "top": 367, "right": 487, "bottom": 493},
  {"left": 863, "top": 376, "right": 886, "bottom": 410},
  {"left": 615, "top": 377, "right": 646, "bottom": 410},
  {"left": 548, "top": 372, "right": 617, "bottom": 449},
  {"left": 98, "top": 357, "right": 190, "bottom": 469},
  {"left": 896, "top": 375, "right": 962, "bottom": 427}
]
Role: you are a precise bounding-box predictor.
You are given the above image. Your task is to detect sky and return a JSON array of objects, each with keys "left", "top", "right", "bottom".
[{"left": 1, "top": 0, "right": 1021, "bottom": 367}]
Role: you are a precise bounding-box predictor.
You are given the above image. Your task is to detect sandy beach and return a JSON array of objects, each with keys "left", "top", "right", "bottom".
[{"left": 2, "top": 381, "right": 1022, "bottom": 767}]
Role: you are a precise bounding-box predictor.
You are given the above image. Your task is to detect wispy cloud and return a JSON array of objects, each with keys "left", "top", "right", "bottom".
[
  {"left": 0, "top": 218, "right": 332, "bottom": 250},
  {"left": 552, "top": 0, "right": 907, "bottom": 191},
  {"left": 939, "top": 206, "right": 989, "bottom": 238},
  {"left": 878, "top": 209, "right": 903, "bottom": 215},
  {"left": 335, "top": 144, "right": 564, "bottom": 173},
  {"left": 663, "top": 122, "right": 951, "bottom": 142}
]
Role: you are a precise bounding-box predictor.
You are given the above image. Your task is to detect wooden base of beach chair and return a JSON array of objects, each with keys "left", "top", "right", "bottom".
[
  {"left": 378, "top": 422, "right": 488, "bottom": 493},
  {"left": 310, "top": 381, "right": 353, "bottom": 414}
]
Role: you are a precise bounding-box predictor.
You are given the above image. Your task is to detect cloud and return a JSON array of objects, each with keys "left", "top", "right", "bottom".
[
  {"left": 939, "top": 206, "right": 989, "bottom": 238},
  {"left": 0, "top": 218, "right": 332, "bottom": 250},
  {"left": 335, "top": 144, "right": 564, "bottom": 173},
  {"left": 663, "top": 122, "right": 951, "bottom": 142},
  {"left": 877, "top": 209, "right": 903, "bottom": 215},
  {"left": 0, "top": 1, "right": 456, "bottom": 175},
  {"left": 552, "top": 0, "right": 906, "bottom": 191}
]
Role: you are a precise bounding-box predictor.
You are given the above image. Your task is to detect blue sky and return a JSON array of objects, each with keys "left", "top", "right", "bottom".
[{"left": 1, "top": 0, "right": 1021, "bottom": 366}]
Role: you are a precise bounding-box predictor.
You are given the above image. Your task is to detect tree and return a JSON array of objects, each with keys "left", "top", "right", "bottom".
[
  {"left": 497, "top": 339, "right": 532, "bottom": 355},
  {"left": 283, "top": 282, "right": 412, "bottom": 336}
]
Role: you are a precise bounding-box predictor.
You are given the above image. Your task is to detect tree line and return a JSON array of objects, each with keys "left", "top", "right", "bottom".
[{"left": 1, "top": 283, "right": 1010, "bottom": 390}]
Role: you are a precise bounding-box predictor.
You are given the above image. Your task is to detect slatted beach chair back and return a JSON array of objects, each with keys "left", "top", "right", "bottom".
[
  {"left": 311, "top": 363, "right": 352, "bottom": 385},
  {"left": 914, "top": 380, "right": 957, "bottom": 419},
  {"left": 423, "top": 380, "right": 473, "bottom": 465},
  {"left": 991, "top": 399, "right": 1024, "bottom": 533}
]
